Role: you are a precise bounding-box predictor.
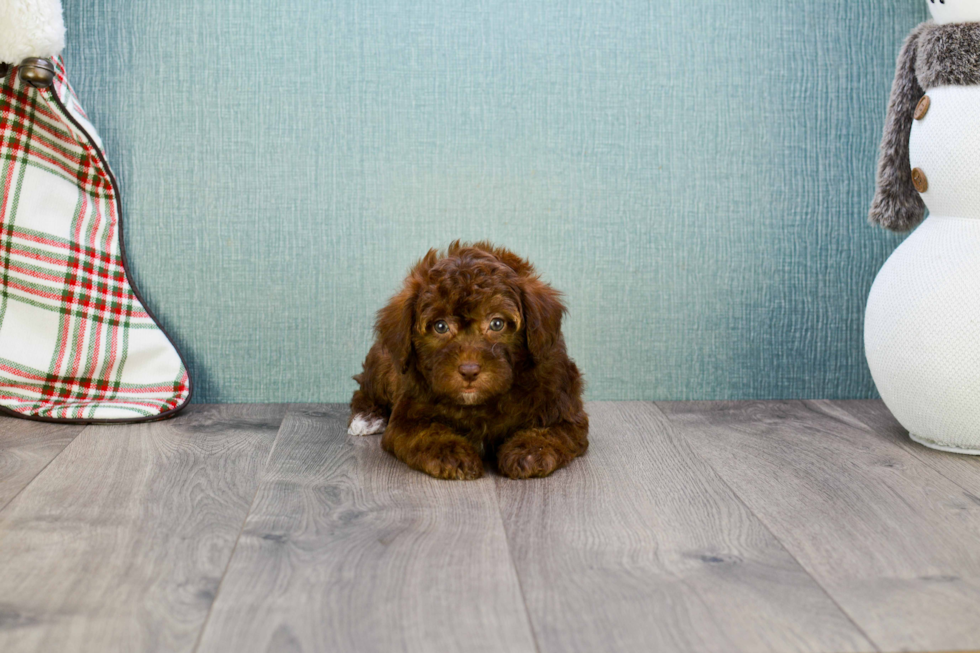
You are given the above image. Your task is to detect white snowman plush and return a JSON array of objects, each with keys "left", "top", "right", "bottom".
[{"left": 866, "top": 0, "right": 980, "bottom": 453}]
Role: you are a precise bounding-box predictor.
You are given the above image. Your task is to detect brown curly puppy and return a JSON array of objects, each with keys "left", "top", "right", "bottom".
[{"left": 349, "top": 242, "right": 588, "bottom": 480}]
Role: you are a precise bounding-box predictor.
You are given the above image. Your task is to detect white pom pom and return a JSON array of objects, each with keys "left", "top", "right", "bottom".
[{"left": 0, "top": 0, "right": 66, "bottom": 63}]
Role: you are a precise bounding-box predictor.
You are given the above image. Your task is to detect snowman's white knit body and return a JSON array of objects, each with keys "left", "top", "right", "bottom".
[
  {"left": 866, "top": 3, "right": 980, "bottom": 453},
  {"left": 866, "top": 90, "right": 980, "bottom": 452}
]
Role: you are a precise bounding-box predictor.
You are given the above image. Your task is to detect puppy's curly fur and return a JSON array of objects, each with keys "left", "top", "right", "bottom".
[{"left": 349, "top": 242, "right": 588, "bottom": 480}]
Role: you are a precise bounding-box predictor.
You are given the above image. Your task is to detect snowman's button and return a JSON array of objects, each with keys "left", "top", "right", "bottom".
[
  {"left": 911, "top": 167, "right": 929, "bottom": 193},
  {"left": 914, "top": 95, "right": 931, "bottom": 120}
]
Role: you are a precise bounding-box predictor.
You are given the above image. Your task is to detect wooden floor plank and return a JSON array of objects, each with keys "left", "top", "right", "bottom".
[
  {"left": 0, "top": 417, "right": 84, "bottom": 511},
  {"left": 496, "top": 401, "right": 872, "bottom": 653},
  {"left": 0, "top": 404, "right": 286, "bottom": 653},
  {"left": 833, "top": 399, "right": 980, "bottom": 498},
  {"left": 658, "top": 400, "right": 980, "bottom": 653},
  {"left": 195, "top": 404, "right": 537, "bottom": 653}
]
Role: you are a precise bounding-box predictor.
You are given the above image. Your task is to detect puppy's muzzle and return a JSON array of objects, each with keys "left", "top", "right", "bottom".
[{"left": 458, "top": 363, "right": 481, "bottom": 382}]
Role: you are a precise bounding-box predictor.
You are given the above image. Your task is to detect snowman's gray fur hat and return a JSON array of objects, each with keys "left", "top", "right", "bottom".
[{"left": 870, "top": 21, "right": 980, "bottom": 231}]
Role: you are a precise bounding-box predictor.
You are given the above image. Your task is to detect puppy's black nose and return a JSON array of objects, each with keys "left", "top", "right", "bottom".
[{"left": 458, "top": 363, "right": 481, "bottom": 381}]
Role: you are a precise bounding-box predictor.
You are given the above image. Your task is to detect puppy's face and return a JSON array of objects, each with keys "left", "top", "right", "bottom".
[
  {"left": 414, "top": 290, "right": 523, "bottom": 405},
  {"left": 376, "top": 242, "right": 565, "bottom": 407}
]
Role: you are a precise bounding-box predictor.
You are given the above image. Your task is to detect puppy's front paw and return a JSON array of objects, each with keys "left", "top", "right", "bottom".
[
  {"left": 348, "top": 413, "right": 387, "bottom": 436},
  {"left": 415, "top": 438, "right": 484, "bottom": 480},
  {"left": 497, "top": 432, "right": 563, "bottom": 479}
]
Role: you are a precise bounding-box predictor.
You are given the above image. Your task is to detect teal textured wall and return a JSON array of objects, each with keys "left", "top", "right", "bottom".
[{"left": 62, "top": 0, "right": 924, "bottom": 403}]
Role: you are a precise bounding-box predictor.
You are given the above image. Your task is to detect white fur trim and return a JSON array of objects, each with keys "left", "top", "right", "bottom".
[
  {"left": 0, "top": 0, "right": 66, "bottom": 63},
  {"left": 348, "top": 414, "right": 386, "bottom": 436}
]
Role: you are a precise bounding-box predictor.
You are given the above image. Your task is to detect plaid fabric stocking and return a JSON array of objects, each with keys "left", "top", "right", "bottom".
[{"left": 0, "top": 57, "right": 191, "bottom": 422}]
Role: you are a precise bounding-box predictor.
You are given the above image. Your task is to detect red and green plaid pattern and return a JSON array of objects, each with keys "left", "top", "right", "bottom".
[{"left": 0, "top": 57, "right": 190, "bottom": 421}]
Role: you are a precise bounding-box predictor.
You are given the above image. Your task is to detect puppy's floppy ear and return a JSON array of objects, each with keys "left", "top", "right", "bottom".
[
  {"left": 520, "top": 275, "right": 566, "bottom": 362},
  {"left": 376, "top": 251, "right": 437, "bottom": 374},
  {"left": 376, "top": 285, "right": 417, "bottom": 374}
]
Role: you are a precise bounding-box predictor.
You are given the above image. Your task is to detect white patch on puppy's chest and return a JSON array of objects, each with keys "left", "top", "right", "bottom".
[{"left": 348, "top": 414, "right": 387, "bottom": 436}]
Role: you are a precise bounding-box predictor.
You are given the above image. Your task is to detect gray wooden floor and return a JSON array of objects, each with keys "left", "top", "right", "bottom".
[{"left": 1, "top": 402, "right": 979, "bottom": 653}]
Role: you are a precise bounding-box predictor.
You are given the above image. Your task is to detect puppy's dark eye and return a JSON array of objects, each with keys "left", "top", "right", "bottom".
[
  {"left": 433, "top": 320, "right": 450, "bottom": 334},
  {"left": 489, "top": 318, "right": 506, "bottom": 332}
]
